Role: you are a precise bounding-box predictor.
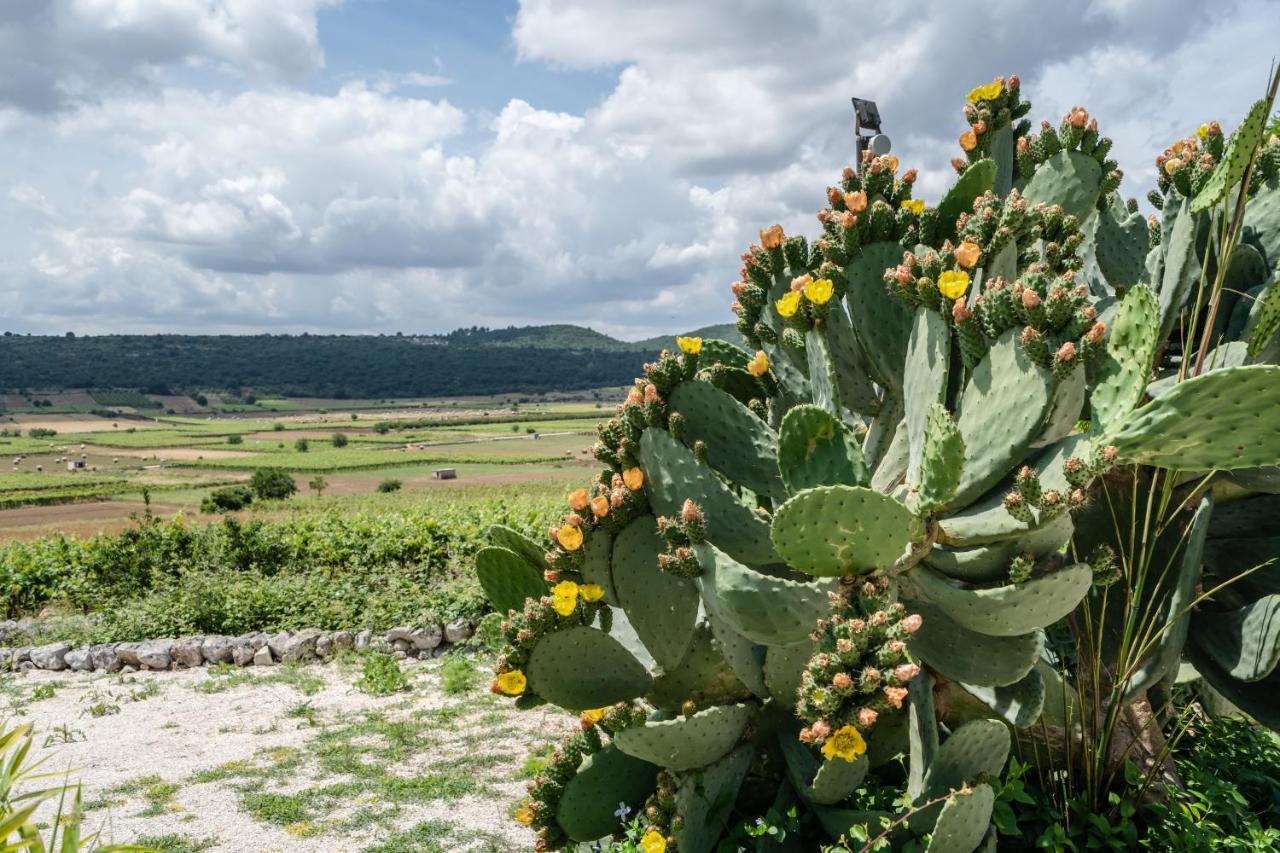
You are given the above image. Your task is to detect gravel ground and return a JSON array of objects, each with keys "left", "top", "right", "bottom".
[{"left": 4, "top": 656, "right": 563, "bottom": 852}]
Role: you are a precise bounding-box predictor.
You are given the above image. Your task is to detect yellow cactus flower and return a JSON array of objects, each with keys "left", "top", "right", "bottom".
[
  {"left": 1197, "top": 123, "right": 1209, "bottom": 140},
  {"left": 582, "top": 706, "right": 609, "bottom": 724},
  {"left": 515, "top": 803, "right": 535, "bottom": 825},
  {"left": 581, "top": 583, "right": 605, "bottom": 602},
  {"left": 496, "top": 670, "right": 527, "bottom": 696},
  {"left": 747, "top": 350, "right": 769, "bottom": 377},
  {"left": 959, "top": 129, "right": 978, "bottom": 152},
  {"left": 884, "top": 154, "right": 899, "bottom": 173},
  {"left": 623, "top": 466, "right": 645, "bottom": 491},
  {"left": 1164, "top": 157, "right": 1182, "bottom": 175},
  {"left": 776, "top": 290, "right": 803, "bottom": 318},
  {"left": 900, "top": 199, "right": 925, "bottom": 215},
  {"left": 966, "top": 79, "right": 1003, "bottom": 104},
  {"left": 805, "top": 277, "right": 834, "bottom": 305},
  {"left": 551, "top": 580, "right": 580, "bottom": 616},
  {"left": 937, "top": 270, "right": 971, "bottom": 300},
  {"left": 567, "top": 488, "right": 590, "bottom": 512},
  {"left": 676, "top": 336, "right": 703, "bottom": 355},
  {"left": 821, "top": 725, "right": 867, "bottom": 762},
  {"left": 641, "top": 831, "right": 667, "bottom": 853},
  {"left": 954, "top": 241, "right": 982, "bottom": 270},
  {"left": 555, "top": 524, "right": 583, "bottom": 552}
]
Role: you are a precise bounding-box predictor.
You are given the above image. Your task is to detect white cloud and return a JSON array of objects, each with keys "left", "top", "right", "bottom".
[{"left": 3, "top": 0, "right": 1279, "bottom": 339}]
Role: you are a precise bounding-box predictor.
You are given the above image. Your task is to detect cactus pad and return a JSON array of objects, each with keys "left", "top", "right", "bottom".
[
  {"left": 822, "top": 302, "right": 884, "bottom": 416},
  {"left": 673, "top": 745, "right": 754, "bottom": 853},
  {"left": 475, "top": 546, "right": 546, "bottom": 615},
  {"left": 1192, "top": 594, "right": 1280, "bottom": 682},
  {"left": 696, "top": 541, "right": 835, "bottom": 646},
  {"left": 918, "top": 403, "right": 965, "bottom": 514},
  {"left": 777, "top": 404, "right": 870, "bottom": 494},
  {"left": 612, "top": 515, "right": 699, "bottom": 669},
  {"left": 772, "top": 485, "right": 925, "bottom": 576},
  {"left": 1156, "top": 195, "right": 1197, "bottom": 342},
  {"left": 1091, "top": 194, "right": 1150, "bottom": 291},
  {"left": 639, "top": 427, "right": 779, "bottom": 566},
  {"left": 526, "top": 626, "right": 651, "bottom": 711},
  {"left": 646, "top": 623, "right": 752, "bottom": 711},
  {"left": 910, "top": 719, "right": 1009, "bottom": 834},
  {"left": 953, "top": 328, "right": 1056, "bottom": 507},
  {"left": 904, "top": 307, "right": 952, "bottom": 486},
  {"left": 668, "top": 380, "right": 785, "bottom": 501},
  {"left": 614, "top": 704, "right": 752, "bottom": 771},
  {"left": 580, "top": 529, "right": 617, "bottom": 606},
  {"left": 925, "top": 784, "right": 995, "bottom": 853},
  {"left": 906, "top": 599, "right": 1041, "bottom": 687},
  {"left": 1023, "top": 151, "right": 1103, "bottom": 223},
  {"left": 763, "top": 640, "right": 813, "bottom": 708},
  {"left": 556, "top": 744, "right": 659, "bottom": 842},
  {"left": 1192, "top": 98, "right": 1271, "bottom": 213},
  {"left": 956, "top": 665, "right": 1046, "bottom": 728},
  {"left": 1107, "top": 365, "right": 1280, "bottom": 470},
  {"left": 1186, "top": 639, "right": 1280, "bottom": 730},
  {"left": 937, "top": 159, "right": 996, "bottom": 240},
  {"left": 487, "top": 523, "right": 548, "bottom": 570},
  {"left": 1092, "top": 284, "right": 1159, "bottom": 433},
  {"left": 806, "top": 328, "right": 844, "bottom": 420},
  {"left": 909, "top": 563, "right": 1092, "bottom": 636},
  {"left": 846, "top": 241, "right": 917, "bottom": 393}
]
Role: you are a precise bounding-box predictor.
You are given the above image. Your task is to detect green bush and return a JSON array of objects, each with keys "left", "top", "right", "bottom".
[
  {"left": 331, "top": 432, "right": 348, "bottom": 448},
  {"left": 294, "top": 437, "right": 309, "bottom": 452},
  {"left": 249, "top": 468, "right": 297, "bottom": 500},
  {"left": 355, "top": 652, "right": 410, "bottom": 696},
  {"left": 27, "top": 428, "right": 55, "bottom": 438},
  {"left": 199, "top": 486, "right": 253, "bottom": 513},
  {"left": 226, "top": 434, "right": 243, "bottom": 445},
  {"left": 377, "top": 479, "right": 402, "bottom": 493}
]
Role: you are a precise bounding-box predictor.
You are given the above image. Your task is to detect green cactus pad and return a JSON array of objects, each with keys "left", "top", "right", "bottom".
[
  {"left": 990, "top": 124, "right": 1016, "bottom": 198},
  {"left": 700, "top": 339, "right": 753, "bottom": 370},
  {"left": 870, "top": 413, "right": 910, "bottom": 495},
  {"left": 956, "top": 665, "right": 1045, "bottom": 728},
  {"left": 910, "top": 718, "right": 1009, "bottom": 834},
  {"left": 1249, "top": 281, "right": 1280, "bottom": 359},
  {"left": 695, "top": 541, "right": 835, "bottom": 646},
  {"left": 1091, "top": 194, "right": 1150, "bottom": 291},
  {"left": 580, "top": 529, "right": 617, "bottom": 606},
  {"left": 777, "top": 404, "right": 870, "bottom": 494},
  {"left": 953, "top": 328, "right": 1056, "bottom": 507},
  {"left": 907, "top": 673, "right": 938, "bottom": 800},
  {"left": 614, "top": 704, "right": 753, "bottom": 771},
  {"left": 1034, "top": 362, "right": 1085, "bottom": 450},
  {"left": 904, "top": 308, "right": 952, "bottom": 487},
  {"left": 777, "top": 730, "right": 871, "bottom": 806},
  {"left": 924, "top": 512, "right": 1073, "bottom": 583},
  {"left": 639, "top": 428, "right": 779, "bottom": 566},
  {"left": 1186, "top": 639, "right": 1280, "bottom": 730},
  {"left": 525, "top": 626, "right": 651, "bottom": 711},
  {"left": 474, "top": 546, "right": 547, "bottom": 616},
  {"left": 806, "top": 328, "right": 844, "bottom": 421},
  {"left": 939, "top": 433, "right": 1090, "bottom": 546},
  {"left": 1156, "top": 194, "right": 1197, "bottom": 342},
  {"left": 1203, "top": 537, "right": 1280, "bottom": 600},
  {"left": 1192, "top": 98, "right": 1272, "bottom": 213},
  {"left": 646, "top": 623, "right": 752, "bottom": 711},
  {"left": 1245, "top": 177, "right": 1280, "bottom": 268},
  {"left": 822, "top": 302, "right": 884, "bottom": 416},
  {"left": 1192, "top": 594, "right": 1280, "bottom": 682},
  {"left": 924, "top": 783, "right": 995, "bottom": 853},
  {"left": 909, "top": 563, "right": 1091, "bottom": 637},
  {"left": 705, "top": 614, "right": 768, "bottom": 698},
  {"left": 937, "top": 160, "right": 996, "bottom": 241},
  {"left": 1209, "top": 493, "right": 1280, "bottom": 538},
  {"left": 668, "top": 380, "right": 786, "bottom": 502},
  {"left": 487, "top": 523, "right": 548, "bottom": 570},
  {"left": 764, "top": 640, "right": 813, "bottom": 709},
  {"left": 1092, "top": 284, "right": 1159, "bottom": 433},
  {"left": 1107, "top": 365, "right": 1280, "bottom": 470},
  {"left": 1127, "top": 493, "right": 1212, "bottom": 699},
  {"left": 556, "top": 744, "right": 659, "bottom": 842},
  {"left": 906, "top": 599, "right": 1041, "bottom": 687},
  {"left": 1022, "top": 151, "right": 1103, "bottom": 223},
  {"left": 612, "top": 515, "right": 699, "bottom": 669},
  {"left": 673, "top": 744, "right": 754, "bottom": 853},
  {"left": 772, "top": 485, "right": 924, "bottom": 576},
  {"left": 918, "top": 403, "right": 965, "bottom": 514},
  {"left": 813, "top": 808, "right": 900, "bottom": 846},
  {"left": 762, "top": 337, "right": 812, "bottom": 407},
  {"left": 845, "top": 241, "right": 917, "bottom": 394}
]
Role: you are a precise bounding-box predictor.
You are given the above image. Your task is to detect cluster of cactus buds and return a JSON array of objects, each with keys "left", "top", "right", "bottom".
[
  {"left": 816, "top": 154, "right": 933, "bottom": 265},
  {"left": 1154, "top": 121, "right": 1225, "bottom": 199},
  {"left": 974, "top": 271, "right": 1104, "bottom": 374},
  {"left": 796, "top": 576, "right": 922, "bottom": 746},
  {"left": 656, "top": 500, "right": 706, "bottom": 578},
  {"left": 954, "top": 74, "right": 1031, "bottom": 170},
  {"left": 1015, "top": 107, "right": 1121, "bottom": 199},
  {"left": 637, "top": 771, "right": 680, "bottom": 852}
]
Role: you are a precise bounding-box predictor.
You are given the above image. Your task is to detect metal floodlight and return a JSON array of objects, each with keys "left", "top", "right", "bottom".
[{"left": 851, "top": 97, "right": 891, "bottom": 174}]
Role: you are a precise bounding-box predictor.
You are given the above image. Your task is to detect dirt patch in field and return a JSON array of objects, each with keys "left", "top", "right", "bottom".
[
  {"left": 86, "top": 446, "right": 257, "bottom": 461},
  {"left": 0, "top": 501, "right": 185, "bottom": 540},
  {"left": 5, "top": 414, "right": 162, "bottom": 433},
  {"left": 319, "top": 463, "right": 589, "bottom": 497}
]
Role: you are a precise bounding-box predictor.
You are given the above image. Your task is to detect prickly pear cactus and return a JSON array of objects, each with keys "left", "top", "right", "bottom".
[{"left": 479, "top": 75, "right": 1280, "bottom": 852}]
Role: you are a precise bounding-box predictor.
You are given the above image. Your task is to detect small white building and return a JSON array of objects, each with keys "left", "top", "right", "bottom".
[{"left": 67, "top": 459, "right": 86, "bottom": 471}]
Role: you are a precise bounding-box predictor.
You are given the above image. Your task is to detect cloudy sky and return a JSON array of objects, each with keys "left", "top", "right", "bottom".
[{"left": 2, "top": 0, "right": 1277, "bottom": 339}]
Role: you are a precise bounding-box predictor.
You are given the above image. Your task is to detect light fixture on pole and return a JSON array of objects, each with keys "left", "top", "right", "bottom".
[{"left": 851, "top": 97, "right": 891, "bottom": 174}]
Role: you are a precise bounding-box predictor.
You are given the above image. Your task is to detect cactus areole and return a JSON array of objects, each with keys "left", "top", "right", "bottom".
[{"left": 478, "top": 73, "right": 1280, "bottom": 852}]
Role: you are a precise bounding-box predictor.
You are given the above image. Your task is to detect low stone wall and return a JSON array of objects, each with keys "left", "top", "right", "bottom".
[{"left": 1, "top": 620, "right": 475, "bottom": 674}]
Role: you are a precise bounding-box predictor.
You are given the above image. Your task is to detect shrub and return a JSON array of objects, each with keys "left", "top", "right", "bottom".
[
  {"left": 200, "top": 486, "right": 253, "bottom": 514},
  {"left": 226, "top": 434, "right": 243, "bottom": 445},
  {"left": 331, "top": 432, "right": 348, "bottom": 448},
  {"left": 272, "top": 422, "right": 285, "bottom": 432},
  {"left": 377, "top": 479, "right": 402, "bottom": 493},
  {"left": 355, "top": 652, "right": 409, "bottom": 696},
  {"left": 294, "top": 438, "right": 309, "bottom": 453},
  {"left": 27, "top": 428, "right": 55, "bottom": 438},
  {"left": 249, "top": 468, "right": 296, "bottom": 500}
]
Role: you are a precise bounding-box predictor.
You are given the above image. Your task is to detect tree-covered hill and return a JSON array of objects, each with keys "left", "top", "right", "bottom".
[{"left": 0, "top": 323, "right": 744, "bottom": 398}]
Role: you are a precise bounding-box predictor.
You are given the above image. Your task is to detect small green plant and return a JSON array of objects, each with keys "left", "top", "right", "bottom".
[
  {"left": 30, "top": 683, "right": 55, "bottom": 701},
  {"left": 272, "top": 422, "right": 285, "bottom": 432},
  {"left": 294, "top": 437, "right": 310, "bottom": 453},
  {"left": 226, "top": 434, "right": 243, "bottom": 445},
  {"left": 354, "top": 652, "right": 409, "bottom": 696},
  {"left": 439, "top": 656, "right": 479, "bottom": 695},
  {"left": 377, "top": 478, "right": 402, "bottom": 493},
  {"left": 308, "top": 475, "right": 328, "bottom": 497},
  {"left": 331, "top": 432, "right": 348, "bottom": 448}
]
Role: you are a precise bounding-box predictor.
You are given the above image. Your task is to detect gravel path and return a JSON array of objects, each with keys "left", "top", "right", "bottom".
[{"left": 4, "top": 657, "right": 563, "bottom": 852}]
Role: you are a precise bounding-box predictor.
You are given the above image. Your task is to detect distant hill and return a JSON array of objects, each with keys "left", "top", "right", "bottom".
[
  {"left": 0, "top": 323, "right": 744, "bottom": 399},
  {"left": 632, "top": 323, "right": 744, "bottom": 351}
]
